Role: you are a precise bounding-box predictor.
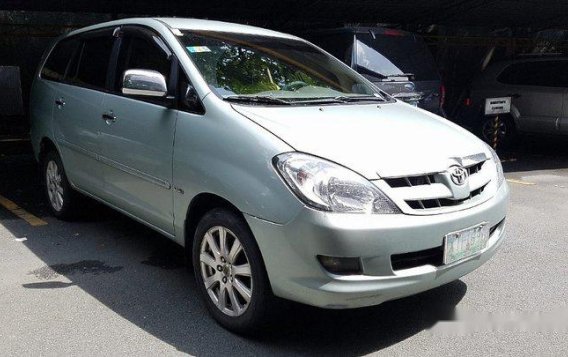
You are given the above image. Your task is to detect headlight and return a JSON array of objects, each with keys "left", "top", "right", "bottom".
[
  {"left": 486, "top": 144, "right": 505, "bottom": 187},
  {"left": 274, "top": 153, "right": 400, "bottom": 214}
]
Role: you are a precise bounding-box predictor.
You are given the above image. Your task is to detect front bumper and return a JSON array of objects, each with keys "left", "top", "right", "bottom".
[{"left": 245, "top": 183, "right": 509, "bottom": 309}]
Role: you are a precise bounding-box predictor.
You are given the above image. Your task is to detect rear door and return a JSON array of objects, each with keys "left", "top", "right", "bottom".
[
  {"left": 496, "top": 60, "right": 566, "bottom": 134},
  {"left": 52, "top": 29, "right": 115, "bottom": 197},
  {"left": 99, "top": 26, "right": 177, "bottom": 235}
]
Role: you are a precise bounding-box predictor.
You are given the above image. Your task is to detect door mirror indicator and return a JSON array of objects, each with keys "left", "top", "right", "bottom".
[{"left": 122, "top": 69, "right": 168, "bottom": 97}]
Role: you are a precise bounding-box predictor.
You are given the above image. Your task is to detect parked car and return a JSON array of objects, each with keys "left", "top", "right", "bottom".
[
  {"left": 30, "top": 18, "right": 508, "bottom": 333},
  {"left": 305, "top": 27, "right": 445, "bottom": 115},
  {"left": 462, "top": 56, "right": 568, "bottom": 144}
]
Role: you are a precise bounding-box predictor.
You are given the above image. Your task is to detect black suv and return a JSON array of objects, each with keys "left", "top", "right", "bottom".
[{"left": 305, "top": 27, "right": 444, "bottom": 115}]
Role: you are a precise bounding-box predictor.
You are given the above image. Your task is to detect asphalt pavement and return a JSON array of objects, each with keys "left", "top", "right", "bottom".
[{"left": 0, "top": 137, "right": 567, "bottom": 356}]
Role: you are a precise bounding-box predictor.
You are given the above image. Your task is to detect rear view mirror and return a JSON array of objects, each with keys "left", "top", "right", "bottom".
[{"left": 122, "top": 69, "right": 167, "bottom": 97}]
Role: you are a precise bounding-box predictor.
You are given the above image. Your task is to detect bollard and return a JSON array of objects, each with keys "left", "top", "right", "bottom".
[{"left": 492, "top": 115, "right": 500, "bottom": 150}]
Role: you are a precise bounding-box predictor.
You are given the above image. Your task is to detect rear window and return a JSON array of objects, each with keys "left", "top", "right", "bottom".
[
  {"left": 41, "top": 38, "right": 79, "bottom": 82},
  {"left": 497, "top": 61, "right": 568, "bottom": 87},
  {"left": 70, "top": 35, "right": 115, "bottom": 90},
  {"left": 355, "top": 32, "right": 440, "bottom": 81}
]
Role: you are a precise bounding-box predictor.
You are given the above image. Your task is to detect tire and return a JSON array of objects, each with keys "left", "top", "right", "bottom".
[
  {"left": 480, "top": 115, "right": 516, "bottom": 149},
  {"left": 42, "top": 150, "right": 80, "bottom": 220},
  {"left": 192, "top": 208, "right": 273, "bottom": 334}
]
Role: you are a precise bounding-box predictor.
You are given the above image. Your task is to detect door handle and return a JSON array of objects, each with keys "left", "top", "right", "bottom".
[
  {"left": 55, "top": 98, "right": 65, "bottom": 107},
  {"left": 102, "top": 111, "right": 117, "bottom": 124}
]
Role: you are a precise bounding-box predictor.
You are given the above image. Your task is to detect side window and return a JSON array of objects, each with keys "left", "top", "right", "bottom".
[
  {"left": 41, "top": 38, "right": 80, "bottom": 82},
  {"left": 178, "top": 68, "right": 205, "bottom": 114},
  {"left": 538, "top": 61, "right": 568, "bottom": 87},
  {"left": 71, "top": 35, "right": 115, "bottom": 90},
  {"left": 115, "top": 33, "right": 171, "bottom": 91},
  {"left": 498, "top": 63, "right": 532, "bottom": 85},
  {"left": 498, "top": 61, "right": 568, "bottom": 87}
]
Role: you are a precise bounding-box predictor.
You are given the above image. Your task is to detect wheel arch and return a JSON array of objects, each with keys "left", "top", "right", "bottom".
[
  {"left": 184, "top": 192, "right": 246, "bottom": 250},
  {"left": 183, "top": 192, "right": 273, "bottom": 292},
  {"left": 38, "top": 137, "right": 58, "bottom": 163}
]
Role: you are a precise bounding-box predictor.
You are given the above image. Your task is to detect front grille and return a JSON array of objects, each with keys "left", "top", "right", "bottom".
[
  {"left": 391, "top": 246, "right": 443, "bottom": 271},
  {"left": 391, "top": 220, "right": 503, "bottom": 271},
  {"left": 468, "top": 161, "right": 484, "bottom": 175},
  {"left": 490, "top": 219, "right": 505, "bottom": 236},
  {"left": 385, "top": 174, "right": 436, "bottom": 188},
  {"left": 382, "top": 158, "right": 491, "bottom": 212},
  {"left": 406, "top": 183, "right": 487, "bottom": 209}
]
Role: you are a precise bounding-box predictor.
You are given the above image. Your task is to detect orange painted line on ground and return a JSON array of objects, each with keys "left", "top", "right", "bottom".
[
  {"left": 506, "top": 179, "right": 535, "bottom": 186},
  {"left": 0, "top": 194, "right": 47, "bottom": 226}
]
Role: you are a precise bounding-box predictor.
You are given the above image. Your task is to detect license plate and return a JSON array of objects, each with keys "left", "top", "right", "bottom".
[{"left": 444, "top": 223, "right": 490, "bottom": 264}]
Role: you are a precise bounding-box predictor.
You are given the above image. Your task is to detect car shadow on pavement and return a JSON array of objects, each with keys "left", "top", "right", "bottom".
[
  {"left": 499, "top": 135, "right": 568, "bottom": 173},
  {"left": 3, "top": 214, "right": 467, "bottom": 356},
  {"left": 1, "top": 150, "right": 466, "bottom": 356}
]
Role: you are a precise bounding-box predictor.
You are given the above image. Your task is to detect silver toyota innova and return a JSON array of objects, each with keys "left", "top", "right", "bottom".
[{"left": 30, "top": 18, "right": 509, "bottom": 333}]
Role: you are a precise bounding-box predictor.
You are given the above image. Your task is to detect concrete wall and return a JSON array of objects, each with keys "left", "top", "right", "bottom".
[{"left": 0, "top": 11, "right": 114, "bottom": 134}]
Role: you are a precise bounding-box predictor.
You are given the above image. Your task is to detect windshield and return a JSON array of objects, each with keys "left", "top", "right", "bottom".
[
  {"left": 179, "top": 31, "right": 384, "bottom": 103},
  {"left": 355, "top": 33, "right": 440, "bottom": 81}
]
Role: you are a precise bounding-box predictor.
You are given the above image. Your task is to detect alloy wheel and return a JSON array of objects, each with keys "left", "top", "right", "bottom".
[
  {"left": 46, "top": 160, "right": 64, "bottom": 211},
  {"left": 199, "top": 226, "right": 253, "bottom": 317}
]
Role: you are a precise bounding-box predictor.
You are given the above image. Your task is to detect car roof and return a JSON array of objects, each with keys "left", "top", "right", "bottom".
[
  {"left": 489, "top": 56, "right": 568, "bottom": 71},
  {"left": 64, "top": 17, "right": 301, "bottom": 41},
  {"left": 487, "top": 56, "right": 568, "bottom": 71},
  {"left": 155, "top": 18, "right": 301, "bottom": 39},
  {"left": 474, "top": 56, "right": 568, "bottom": 85}
]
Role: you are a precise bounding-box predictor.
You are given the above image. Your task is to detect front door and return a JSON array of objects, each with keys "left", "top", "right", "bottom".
[{"left": 99, "top": 26, "right": 177, "bottom": 235}]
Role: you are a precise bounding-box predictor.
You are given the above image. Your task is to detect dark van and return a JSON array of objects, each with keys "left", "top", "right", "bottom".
[{"left": 305, "top": 27, "right": 445, "bottom": 115}]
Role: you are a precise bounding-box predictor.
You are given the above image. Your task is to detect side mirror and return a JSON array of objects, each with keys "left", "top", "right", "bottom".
[{"left": 122, "top": 69, "right": 168, "bottom": 97}]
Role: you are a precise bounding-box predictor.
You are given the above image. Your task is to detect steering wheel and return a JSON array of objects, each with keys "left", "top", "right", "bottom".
[{"left": 282, "top": 81, "right": 309, "bottom": 91}]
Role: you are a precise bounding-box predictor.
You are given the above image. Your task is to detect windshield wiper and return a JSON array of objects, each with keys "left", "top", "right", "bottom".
[
  {"left": 224, "top": 95, "right": 292, "bottom": 105},
  {"left": 291, "top": 95, "right": 386, "bottom": 105},
  {"left": 332, "top": 95, "right": 386, "bottom": 103}
]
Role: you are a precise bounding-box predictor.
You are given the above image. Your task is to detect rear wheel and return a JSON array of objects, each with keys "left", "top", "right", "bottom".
[
  {"left": 192, "top": 208, "right": 273, "bottom": 334},
  {"left": 42, "top": 150, "right": 79, "bottom": 220}
]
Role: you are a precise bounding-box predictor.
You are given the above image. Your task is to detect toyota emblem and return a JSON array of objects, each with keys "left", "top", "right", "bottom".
[{"left": 449, "top": 166, "right": 468, "bottom": 186}]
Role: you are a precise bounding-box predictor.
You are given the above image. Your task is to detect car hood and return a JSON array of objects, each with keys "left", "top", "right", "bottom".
[{"left": 232, "top": 101, "right": 488, "bottom": 179}]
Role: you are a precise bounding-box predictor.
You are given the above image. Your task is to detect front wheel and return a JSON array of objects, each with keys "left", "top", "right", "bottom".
[{"left": 192, "top": 208, "right": 273, "bottom": 334}]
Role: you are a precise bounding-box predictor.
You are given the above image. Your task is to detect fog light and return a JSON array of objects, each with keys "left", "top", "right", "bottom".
[{"left": 317, "top": 255, "right": 362, "bottom": 275}]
